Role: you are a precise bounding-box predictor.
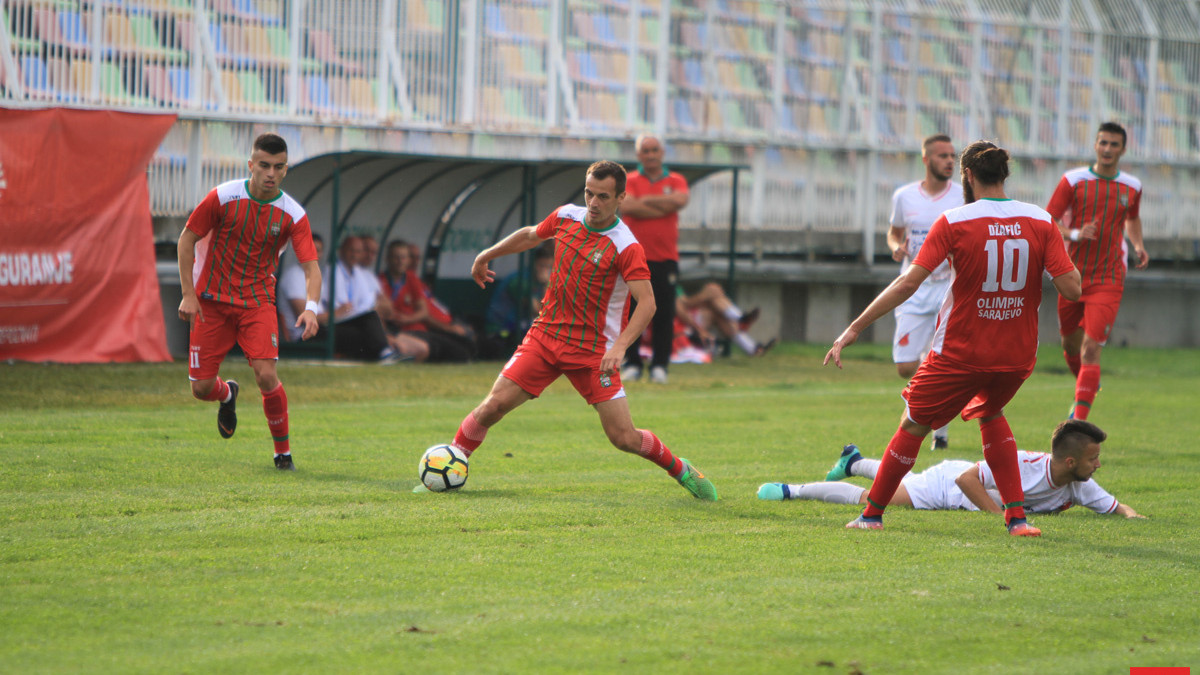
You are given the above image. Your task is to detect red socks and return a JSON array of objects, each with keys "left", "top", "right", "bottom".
[
  {"left": 862, "top": 427, "right": 923, "bottom": 518},
  {"left": 979, "top": 416, "right": 1026, "bottom": 524},
  {"left": 1063, "top": 351, "right": 1081, "bottom": 377},
  {"left": 198, "top": 378, "right": 230, "bottom": 402},
  {"left": 1073, "top": 364, "right": 1100, "bottom": 420},
  {"left": 261, "top": 383, "right": 289, "bottom": 455},
  {"left": 639, "top": 430, "right": 683, "bottom": 477},
  {"left": 453, "top": 412, "right": 488, "bottom": 457}
]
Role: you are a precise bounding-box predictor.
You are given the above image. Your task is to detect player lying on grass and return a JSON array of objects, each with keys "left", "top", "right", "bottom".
[{"left": 758, "top": 420, "right": 1143, "bottom": 518}]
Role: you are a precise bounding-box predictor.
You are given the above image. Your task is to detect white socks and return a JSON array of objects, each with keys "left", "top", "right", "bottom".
[
  {"left": 723, "top": 304, "right": 742, "bottom": 321},
  {"left": 851, "top": 458, "right": 880, "bottom": 479},
  {"left": 785, "top": 482, "right": 867, "bottom": 505},
  {"left": 734, "top": 333, "right": 757, "bottom": 355}
]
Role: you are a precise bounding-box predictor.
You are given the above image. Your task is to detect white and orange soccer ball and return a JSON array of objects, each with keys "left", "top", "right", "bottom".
[{"left": 419, "top": 444, "right": 469, "bottom": 492}]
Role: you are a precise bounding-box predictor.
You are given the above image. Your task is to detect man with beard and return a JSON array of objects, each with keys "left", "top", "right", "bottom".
[{"left": 887, "top": 134, "right": 964, "bottom": 450}]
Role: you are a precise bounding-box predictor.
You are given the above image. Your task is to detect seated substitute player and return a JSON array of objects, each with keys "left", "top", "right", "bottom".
[
  {"left": 441, "top": 160, "right": 718, "bottom": 500},
  {"left": 757, "top": 420, "right": 1143, "bottom": 519},
  {"left": 824, "top": 141, "right": 1081, "bottom": 536},
  {"left": 178, "top": 132, "right": 321, "bottom": 471}
]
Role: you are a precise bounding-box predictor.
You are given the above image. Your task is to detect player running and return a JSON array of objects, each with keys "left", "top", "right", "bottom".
[
  {"left": 758, "top": 420, "right": 1143, "bottom": 519},
  {"left": 887, "top": 134, "right": 964, "bottom": 450},
  {"left": 824, "top": 141, "right": 1081, "bottom": 536},
  {"left": 1046, "top": 121, "right": 1148, "bottom": 421},
  {"left": 441, "top": 160, "right": 717, "bottom": 500},
  {"left": 177, "top": 133, "right": 321, "bottom": 471}
]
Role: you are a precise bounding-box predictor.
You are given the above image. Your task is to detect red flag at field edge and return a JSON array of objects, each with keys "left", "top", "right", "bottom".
[
  {"left": 1131, "top": 668, "right": 1191, "bottom": 674},
  {"left": 0, "top": 107, "right": 176, "bottom": 363}
]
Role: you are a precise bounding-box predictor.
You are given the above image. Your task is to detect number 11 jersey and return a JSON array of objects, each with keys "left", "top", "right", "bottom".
[{"left": 913, "top": 198, "right": 1076, "bottom": 372}]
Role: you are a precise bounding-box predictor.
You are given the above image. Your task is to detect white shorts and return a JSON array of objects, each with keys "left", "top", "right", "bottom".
[
  {"left": 902, "top": 460, "right": 976, "bottom": 510},
  {"left": 893, "top": 278, "right": 951, "bottom": 363}
]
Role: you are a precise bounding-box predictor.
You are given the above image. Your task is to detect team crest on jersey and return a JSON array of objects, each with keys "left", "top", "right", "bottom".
[
  {"left": 1118, "top": 193, "right": 1128, "bottom": 207},
  {"left": 590, "top": 250, "right": 602, "bottom": 265},
  {"left": 269, "top": 222, "right": 281, "bottom": 236}
]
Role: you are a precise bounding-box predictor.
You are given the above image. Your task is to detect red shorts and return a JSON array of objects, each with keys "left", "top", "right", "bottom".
[
  {"left": 902, "top": 351, "right": 1031, "bottom": 429},
  {"left": 501, "top": 330, "right": 625, "bottom": 405},
  {"left": 1057, "top": 283, "right": 1123, "bottom": 345},
  {"left": 188, "top": 299, "right": 279, "bottom": 380}
]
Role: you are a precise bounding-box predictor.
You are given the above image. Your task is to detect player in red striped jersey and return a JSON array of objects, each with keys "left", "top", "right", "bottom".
[
  {"left": 441, "top": 161, "right": 717, "bottom": 500},
  {"left": 1046, "top": 121, "right": 1149, "bottom": 421},
  {"left": 177, "top": 133, "right": 321, "bottom": 471},
  {"left": 825, "top": 141, "right": 1081, "bottom": 536}
]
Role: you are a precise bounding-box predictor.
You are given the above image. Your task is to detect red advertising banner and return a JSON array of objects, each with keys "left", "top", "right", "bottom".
[{"left": 0, "top": 108, "right": 175, "bottom": 362}]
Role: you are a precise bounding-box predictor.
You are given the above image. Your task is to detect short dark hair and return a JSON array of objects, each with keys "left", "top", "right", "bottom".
[
  {"left": 387, "top": 239, "right": 410, "bottom": 255},
  {"left": 923, "top": 134, "right": 952, "bottom": 152},
  {"left": 960, "top": 140, "right": 1009, "bottom": 186},
  {"left": 1098, "top": 121, "right": 1127, "bottom": 147},
  {"left": 312, "top": 232, "right": 323, "bottom": 245},
  {"left": 587, "top": 160, "right": 627, "bottom": 195},
  {"left": 254, "top": 132, "right": 288, "bottom": 155},
  {"left": 1051, "top": 420, "right": 1107, "bottom": 460}
]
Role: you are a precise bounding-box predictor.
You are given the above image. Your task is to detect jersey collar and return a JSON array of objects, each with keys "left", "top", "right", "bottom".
[{"left": 244, "top": 180, "right": 283, "bottom": 204}]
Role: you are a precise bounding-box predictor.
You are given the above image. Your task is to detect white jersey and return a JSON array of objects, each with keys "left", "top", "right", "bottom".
[
  {"left": 902, "top": 453, "right": 1118, "bottom": 514},
  {"left": 889, "top": 180, "right": 964, "bottom": 285},
  {"left": 975, "top": 450, "right": 1119, "bottom": 514}
]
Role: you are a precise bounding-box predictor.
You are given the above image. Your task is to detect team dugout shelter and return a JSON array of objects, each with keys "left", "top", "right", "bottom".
[{"left": 282, "top": 152, "right": 747, "bottom": 358}]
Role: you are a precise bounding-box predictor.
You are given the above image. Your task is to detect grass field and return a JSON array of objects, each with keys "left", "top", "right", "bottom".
[{"left": 2, "top": 343, "right": 1197, "bottom": 674}]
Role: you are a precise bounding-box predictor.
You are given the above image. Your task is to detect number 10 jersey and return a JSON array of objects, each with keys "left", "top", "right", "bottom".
[{"left": 913, "top": 198, "right": 1077, "bottom": 372}]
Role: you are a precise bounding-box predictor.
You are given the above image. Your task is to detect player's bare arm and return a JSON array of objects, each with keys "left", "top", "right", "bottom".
[
  {"left": 1052, "top": 268, "right": 1083, "bottom": 302},
  {"left": 1114, "top": 503, "right": 1146, "bottom": 519},
  {"left": 1055, "top": 217, "right": 1098, "bottom": 242},
  {"left": 472, "top": 226, "right": 543, "bottom": 288},
  {"left": 824, "top": 264, "right": 930, "bottom": 368},
  {"left": 295, "top": 259, "right": 322, "bottom": 340},
  {"left": 176, "top": 228, "right": 203, "bottom": 326},
  {"left": 887, "top": 225, "right": 909, "bottom": 262},
  {"left": 604, "top": 278, "right": 656, "bottom": 375},
  {"left": 1125, "top": 216, "right": 1149, "bottom": 269},
  {"left": 954, "top": 465, "right": 1004, "bottom": 514}
]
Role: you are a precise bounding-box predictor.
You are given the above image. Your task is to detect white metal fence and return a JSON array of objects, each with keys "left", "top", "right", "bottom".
[{"left": 3, "top": 0, "right": 1199, "bottom": 255}]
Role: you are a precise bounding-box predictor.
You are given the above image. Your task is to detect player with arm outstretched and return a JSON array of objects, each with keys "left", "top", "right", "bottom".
[
  {"left": 440, "top": 161, "right": 717, "bottom": 500},
  {"left": 1046, "top": 121, "right": 1148, "bottom": 422},
  {"left": 824, "top": 141, "right": 1081, "bottom": 536},
  {"left": 759, "top": 420, "right": 1143, "bottom": 520},
  {"left": 177, "top": 133, "right": 321, "bottom": 471}
]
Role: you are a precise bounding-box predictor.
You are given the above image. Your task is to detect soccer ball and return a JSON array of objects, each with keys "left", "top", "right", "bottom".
[{"left": 419, "top": 444, "right": 469, "bottom": 492}]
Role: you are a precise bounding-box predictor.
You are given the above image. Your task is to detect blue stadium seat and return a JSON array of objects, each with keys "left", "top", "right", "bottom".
[
  {"left": 673, "top": 97, "right": 696, "bottom": 127},
  {"left": 57, "top": 10, "right": 90, "bottom": 51},
  {"left": 578, "top": 51, "right": 598, "bottom": 81},
  {"left": 20, "top": 55, "right": 56, "bottom": 99},
  {"left": 786, "top": 66, "right": 805, "bottom": 96},
  {"left": 684, "top": 59, "right": 703, "bottom": 88},
  {"left": 485, "top": 5, "right": 507, "bottom": 35},
  {"left": 594, "top": 13, "right": 616, "bottom": 44},
  {"left": 168, "top": 66, "right": 191, "bottom": 100}
]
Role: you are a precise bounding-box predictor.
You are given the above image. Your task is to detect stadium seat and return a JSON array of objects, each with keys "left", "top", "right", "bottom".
[
  {"left": 19, "top": 55, "right": 57, "bottom": 100},
  {"left": 265, "top": 26, "right": 320, "bottom": 72},
  {"left": 57, "top": 10, "right": 91, "bottom": 53},
  {"left": 167, "top": 65, "right": 191, "bottom": 101},
  {"left": 104, "top": 12, "right": 139, "bottom": 55},
  {"left": 142, "top": 63, "right": 183, "bottom": 104},
  {"left": 307, "top": 29, "right": 361, "bottom": 74},
  {"left": 485, "top": 5, "right": 507, "bottom": 35}
]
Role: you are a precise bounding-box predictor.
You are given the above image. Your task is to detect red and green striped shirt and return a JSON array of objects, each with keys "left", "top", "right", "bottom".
[
  {"left": 1046, "top": 167, "right": 1142, "bottom": 287},
  {"left": 530, "top": 205, "right": 650, "bottom": 354},
  {"left": 186, "top": 179, "right": 317, "bottom": 308}
]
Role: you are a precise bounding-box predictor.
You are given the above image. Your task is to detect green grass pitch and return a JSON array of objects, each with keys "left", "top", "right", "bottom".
[{"left": 1, "top": 343, "right": 1197, "bottom": 674}]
